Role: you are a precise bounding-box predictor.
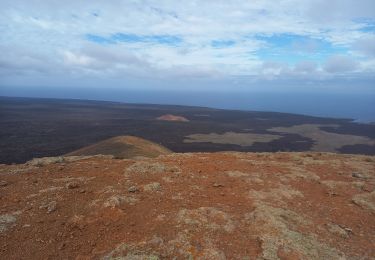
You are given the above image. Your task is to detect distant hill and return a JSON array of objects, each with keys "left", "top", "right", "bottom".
[
  {"left": 65, "top": 136, "right": 171, "bottom": 159},
  {"left": 156, "top": 114, "right": 190, "bottom": 122}
]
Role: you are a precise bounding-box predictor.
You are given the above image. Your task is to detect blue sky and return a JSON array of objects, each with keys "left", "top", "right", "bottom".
[{"left": 0, "top": 0, "right": 375, "bottom": 93}]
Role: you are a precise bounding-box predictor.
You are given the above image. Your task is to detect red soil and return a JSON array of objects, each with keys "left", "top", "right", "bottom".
[{"left": 0, "top": 152, "right": 374, "bottom": 259}]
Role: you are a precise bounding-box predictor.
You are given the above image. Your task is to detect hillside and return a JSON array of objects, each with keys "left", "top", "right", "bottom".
[
  {"left": 0, "top": 152, "right": 374, "bottom": 259},
  {"left": 65, "top": 136, "right": 172, "bottom": 159}
]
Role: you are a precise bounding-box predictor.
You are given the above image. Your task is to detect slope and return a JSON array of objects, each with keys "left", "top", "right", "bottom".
[{"left": 65, "top": 136, "right": 172, "bottom": 159}]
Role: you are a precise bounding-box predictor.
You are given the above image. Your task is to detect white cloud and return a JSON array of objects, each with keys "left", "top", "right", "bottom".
[
  {"left": 0, "top": 0, "right": 374, "bottom": 89},
  {"left": 294, "top": 61, "right": 318, "bottom": 73},
  {"left": 354, "top": 36, "right": 375, "bottom": 57},
  {"left": 63, "top": 51, "right": 95, "bottom": 66}
]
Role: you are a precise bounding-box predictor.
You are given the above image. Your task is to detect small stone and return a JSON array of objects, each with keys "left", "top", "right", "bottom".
[
  {"left": 352, "top": 172, "right": 367, "bottom": 179},
  {"left": 66, "top": 182, "right": 79, "bottom": 189},
  {"left": 0, "top": 214, "right": 17, "bottom": 233},
  {"left": 58, "top": 243, "right": 66, "bottom": 250},
  {"left": 213, "top": 183, "right": 224, "bottom": 188},
  {"left": 79, "top": 189, "right": 86, "bottom": 193},
  {"left": 327, "top": 223, "right": 349, "bottom": 238},
  {"left": 143, "top": 182, "right": 161, "bottom": 192},
  {"left": 327, "top": 190, "right": 338, "bottom": 196},
  {"left": 0, "top": 181, "right": 8, "bottom": 187},
  {"left": 342, "top": 226, "right": 353, "bottom": 234},
  {"left": 40, "top": 201, "right": 57, "bottom": 214},
  {"left": 128, "top": 186, "right": 139, "bottom": 193},
  {"left": 361, "top": 184, "right": 374, "bottom": 192},
  {"left": 47, "top": 202, "right": 57, "bottom": 213}
]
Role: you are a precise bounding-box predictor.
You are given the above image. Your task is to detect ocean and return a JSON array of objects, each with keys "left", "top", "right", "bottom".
[{"left": 1, "top": 87, "right": 374, "bottom": 123}]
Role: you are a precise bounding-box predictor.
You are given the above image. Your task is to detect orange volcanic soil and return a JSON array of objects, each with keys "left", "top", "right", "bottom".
[
  {"left": 0, "top": 152, "right": 374, "bottom": 259},
  {"left": 156, "top": 114, "right": 189, "bottom": 122}
]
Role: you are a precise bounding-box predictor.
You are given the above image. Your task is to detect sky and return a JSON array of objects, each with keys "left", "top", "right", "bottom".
[{"left": 0, "top": 0, "right": 375, "bottom": 94}]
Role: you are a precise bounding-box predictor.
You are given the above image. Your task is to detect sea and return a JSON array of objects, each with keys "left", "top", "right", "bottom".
[{"left": 2, "top": 87, "right": 374, "bottom": 123}]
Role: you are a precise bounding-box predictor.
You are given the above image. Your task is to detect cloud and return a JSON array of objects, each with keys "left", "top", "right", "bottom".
[
  {"left": 260, "top": 61, "right": 290, "bottom": 79},
  {"left": 0, "top": 0, "right": 374, "bottom": 90},
  {"left": 305, "top": 0, "right": 375, "bottom": 24},
  {"left": 63, "top": 51, "right": 95, "bottom": 66},
  {"left": 323, "top": 55, "right": 358, "bottom": 73},
  {"left": 294, "top": 61, "right": 318, "bottom": 73},
  {"left": 354, "top": 36, "right": 375, "bottom": 57},
  {"left": 0, "top": 45, "right": 56, "bottom": 75}
]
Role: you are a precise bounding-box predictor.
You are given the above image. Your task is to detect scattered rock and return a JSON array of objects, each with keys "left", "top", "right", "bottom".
[
  {"left": 48, "top": 203, "right": 57, "bottom": 213},
  {"left": 0, "top": 180, "right": 8, "bottom": 187},
  {"left": 58, "top": 243, "right": 66, "bottom": 250},
  {"left": 361, "top": 184, "right": 374, "bottom": 192},
  {"left": 213, "top": 183, "right": 224, "bottom": 188},
  {"left": 326, "top": 223, "right": 350, "bottom": 238},
  {"left": 66, "top": 182, "right": 80, "bottom": 189},
  {"left": 343, "top": 226, "right": 353, "bottom": 234},
  {"left": 128, "top": 186, "right": 139, "bottom": 193},
  {"left": 352, "top": 172, "right": 367, "bottom": 179},
  {"left": 104, "top": 195, "right": 138, "bottom": 208},
  {"left": 226, "top": 171, "right": 248, "bottom": 178},
  {"left": 39, "top": 186, "right": 63, "bottom": 193},
  {"left": 40, "top": 201, "right": 57, "bottom": 214},
  {"left": 0, "top": 214, "right": 17, "bottom": 233},
  {"left": 143, "top": 182, "right": 161, "bottom": 192}
]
